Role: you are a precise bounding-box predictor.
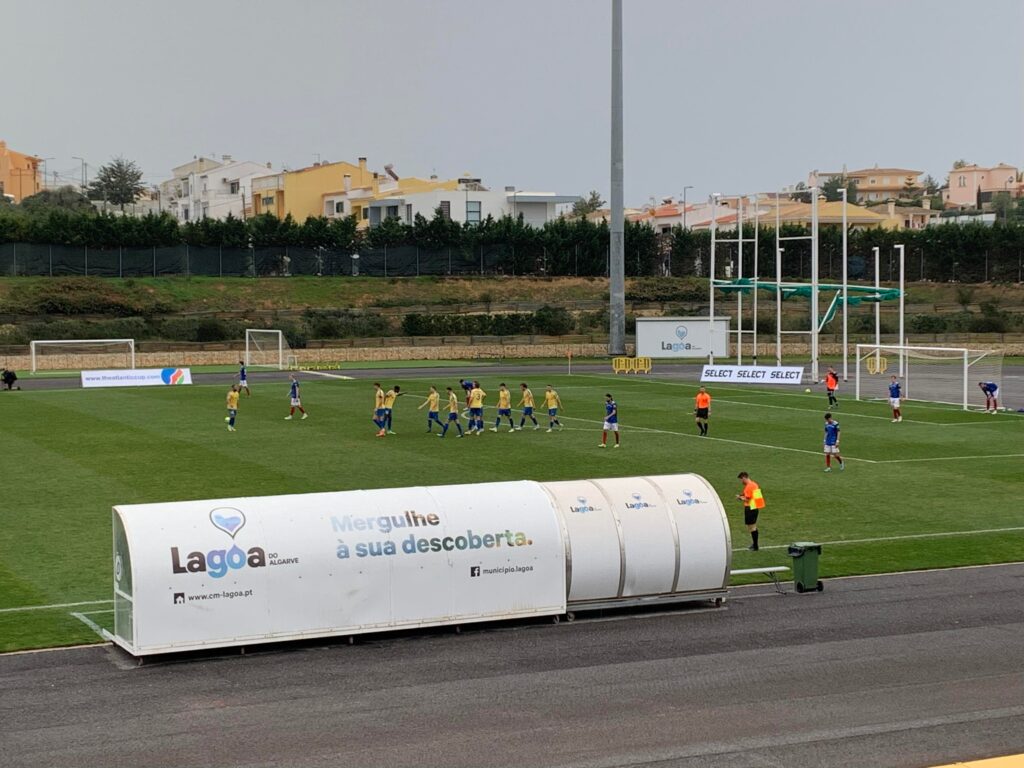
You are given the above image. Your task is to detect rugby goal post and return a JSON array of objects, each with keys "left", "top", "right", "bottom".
[
  {"left": 30, "top": 339, "right": 136, "bottom": 373},
  {"left": 855, "top": 344, "right": 1003, "bottom": 411},
  {"left": 245, "top": 329, "right": 293, "bottom": 370}
]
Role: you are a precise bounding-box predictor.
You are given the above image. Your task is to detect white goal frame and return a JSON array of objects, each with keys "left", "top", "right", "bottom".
[
  {"left": 855, "top": 344, "right": 1002, "bottom": 411},
  {"left": 30, "top": 338, "right": 136, "bottom": 373},
  {"left": 245, "top": 329, "right": 289, "bottom": 370}
]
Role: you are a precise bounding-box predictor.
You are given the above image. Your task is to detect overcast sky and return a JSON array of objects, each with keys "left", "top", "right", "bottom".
[{"left": 5, "top": 0, "right": 1022, "bottom": 205}]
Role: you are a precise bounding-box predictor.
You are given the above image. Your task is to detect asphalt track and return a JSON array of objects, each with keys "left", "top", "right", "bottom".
[{"left": 3, "top": 563, "right": 1024, "bottom": 768}]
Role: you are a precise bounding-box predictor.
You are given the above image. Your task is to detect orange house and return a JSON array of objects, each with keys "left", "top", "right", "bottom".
[{"left": 0, "top": 140, "right": 41, "bottom": 202}]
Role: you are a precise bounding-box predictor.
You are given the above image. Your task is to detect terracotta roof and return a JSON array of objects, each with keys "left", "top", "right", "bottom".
[{"left": 847, "top": 167, "right": 922, "bottom": 177}]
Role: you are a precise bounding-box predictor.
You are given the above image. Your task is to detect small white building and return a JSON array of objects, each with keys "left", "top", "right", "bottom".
[
  {"left": 160, "top": 156, "right": 273, "bottom": 221},
  {"left": 351, "top": 181, "right": 578, "bottom": 228}
]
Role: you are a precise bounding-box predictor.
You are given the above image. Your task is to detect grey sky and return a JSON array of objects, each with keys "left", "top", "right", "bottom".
[{"left": 5, "top": 0, "right": 1022, "bottom": 206}]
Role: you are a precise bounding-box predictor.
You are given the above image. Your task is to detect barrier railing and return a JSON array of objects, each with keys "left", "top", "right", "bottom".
[{"left": 612, "top": 356, "right": 652, "bottom": 374}]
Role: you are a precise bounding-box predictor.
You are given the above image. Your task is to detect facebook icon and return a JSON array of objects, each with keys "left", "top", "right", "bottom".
[{"left": 470, "top": 566, "right": 480, "bottom": 577}]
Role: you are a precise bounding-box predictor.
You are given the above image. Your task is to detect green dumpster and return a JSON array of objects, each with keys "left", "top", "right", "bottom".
[{"left": 787, "top": 542, "right": 823, "bottom": 593}]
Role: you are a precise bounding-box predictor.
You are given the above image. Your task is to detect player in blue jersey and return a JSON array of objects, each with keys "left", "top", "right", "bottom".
[
  {"left": 822, "top": 412, "right": 843, "bottom": 472},
  {"left": 599, "top": 393, "right": 620, "bottom": 448},
  {"left": 459, "top": 378, "right": 475, "bottom": 408},
  {"left": 285, "top": 374, "right": 308, "bottom": 420},
  {"left": 237, "top": 360, "right": 250, "bottom": 396},
  {"left": 978, "top": 381, "right": 1000, "bottom": 413},
  {"left": 888, "top": 376, "right": 903, "bottom": 422}
]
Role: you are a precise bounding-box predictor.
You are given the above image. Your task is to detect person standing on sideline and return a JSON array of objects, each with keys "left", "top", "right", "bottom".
[
  {"left": 238, "top": 361, "right": 251, "bottom": 396},
  {"left": 823, "top": 412, "right": 844, "bottom": 472},
  {"left": 383, "top": 385, "right": 402, "bottom": 434},
  {"left": 978, "top": 381, "right": 1000, "bottom": 413},
  {"left": 440, "top": 386, "right": 464, "bottom": 438},
  {"left": 225, "top": 384, "right": 240, "bottom": 432},
  {"left": 825, "top": 367, "right": 839, "bottom": 407},
  {"left": 516, "top": 383, "right": 539, "bottom": 430},
  {"left": 490, "top": 383, "right": 515, "bottom": 432},
  {"left": 467, "top": 381, "right": 487, "bottom": 435},
  {"left": 888, "top": 376, "right": 903, "bottom": 423},
  {"left": 373, "top": 382, "right": 387, "bottom": 437},
  {"left": 285, "top": 375, "right": 308, "bottom": 420},
  {"left": 735, "top": 472, "right": 765, "bottom": 551},
  {"left": 600, "top": 393, "right": 620, "bottom": 448},
  {"left": 418, "top": 385, "right": 445, "bottom": 433},
  {"left": 694, "top": 386, "right": 711, "bottom": 436},
  {"left": 543, "top": 385, "right": 563, "bottom": 432}
]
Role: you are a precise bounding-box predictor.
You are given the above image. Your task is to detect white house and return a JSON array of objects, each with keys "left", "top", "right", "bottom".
[{"left": 160, "top": 156, "right": 273, "bottom": 221}]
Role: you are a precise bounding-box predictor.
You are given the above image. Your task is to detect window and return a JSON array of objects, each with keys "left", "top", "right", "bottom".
[
  {"left": 362, "top": 207, "right": 369, "bottom": 220},
  {"left": 406, "top": 204, "right": 413, "bottom": 223},
  {"left": 466, "top": 200, "right": 481, "bottom": 224},
  {"left": 335, "top": 201, "right": 345, "bottom": 214},
  {"left": 261, "top": 196, "right": 274, "bottom": 207},
  {"left": 182, "top": 206, "right": 190, "bottom": 221},
  {"left": 386, "top": 205, "right": 399, "bottom": 219},
  {"left": 869, "top": 178, "right": 876, "bottom": 185},
  {"left": 439, "top": 200, "right": 451, "bottom": 220},
  {"left": 229, "top": 181, "right": 240, "bottom": 194},
  {"left": 201, "top": 203, "right": 209, "bottom": 219},
  {"left": 958, "top": 175, "right": 966, "bottom": 188},
  {"left": 882, "top": 177, "right": 889, "bottom": 185},
  {"left": 182, "top": 180, "right": 190, "bottom": 196}
]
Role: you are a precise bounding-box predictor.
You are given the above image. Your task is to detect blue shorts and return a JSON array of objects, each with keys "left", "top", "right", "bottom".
[
  {"left": 375, "top": 408, "right": 386, "bottom": 418},
  {"left": 227, "top": 409, "right": 237, "bottom": 417},
  {"left": 548, "top": 408, "right": 558, "bottom": 417},
  {"left": 523, "top": 407, "right": 534, "bottom": 415},
  {"left": 447, "top": 412, "right": 460, "bottom": 421},
  {"left": 428, "top": 411, "right": 439, "bottom": 419},
  {"left": 470, "top": 407, "right": 483, "bottom": 417},
  {"left": 498, "top": 408, "right": 511, "bottom": 416}
]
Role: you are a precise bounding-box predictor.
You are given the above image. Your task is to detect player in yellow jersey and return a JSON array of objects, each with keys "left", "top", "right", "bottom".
[
  {"left": 373, "top": 382, "right": 387, "bottom": 437},
  {"left": 467, "top": 381, "right": 487, "bottom": 435},
  {"left": 440, "top": 386, "right": 464, "bottom": 438},
  {"left": 515, "top": 382, "right": 540, "bottom": 430},
  {"left": 418, "top": 385, "right": 445, "bottom": 433},
  {"left": 489, "top": 383, "right": 515, "bottom": 432},
  {"left": 543, "top": 385, "right": 563, "bottom": 432},
  {"left": 382, "top": 385, "right": 402, "bottom": 435},
  {"left": 225, "top": 384, "right": 240, "bottom": 432}
]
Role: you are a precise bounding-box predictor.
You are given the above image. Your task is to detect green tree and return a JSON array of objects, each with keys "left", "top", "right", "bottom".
[
  {"left": 952, "top": 159, "right": 970, "bottom": 169},
  {"left": 88, "top": 157, "right": 145, "bottom": 211},
  {"left": 19, "top": 186, "right": 95, "bottom": 214},
  {"left": 570, "top": 190, "right": 605, "bottom": 218},
  {"left": 789, "top": 182, "right": 812, "bottom": 203},
  {"left": 821, "top": 177, "right": 858, "bottom": 203},
  {"left": 921, "top": 174, "right": 940, "bottom": 195}
]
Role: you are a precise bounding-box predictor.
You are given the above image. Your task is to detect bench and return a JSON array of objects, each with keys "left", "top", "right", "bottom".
[{"left": 730, "top": 566, "right": 790, "bottom": 595}]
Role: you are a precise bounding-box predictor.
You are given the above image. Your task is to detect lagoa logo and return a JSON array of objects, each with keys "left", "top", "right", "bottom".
[
  {"left": 675, "top": 489, "right": 706, "bottom": 506},
  {"left": 569, "top": 496, "right": 597, "bottom": 514},
  {"left": 171, "top": 507, "right": 267, "bottom": 579},
  {"left": 661, "top": 325, "right": 699, "bottom": 353},
  {"left": 624, "top": 492, "right": 654, "bottom": 510},
  {"left": 161, "top": 367, "right": 186, "bottom": 385}
]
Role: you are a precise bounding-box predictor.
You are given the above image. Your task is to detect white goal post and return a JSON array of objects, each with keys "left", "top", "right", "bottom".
[
  {"left": 855, "top": 344, "right": 1003, "bottom": 411},
  {"left": 245, "top": 329, "right": 293, "bottom": 370},
  {"left": 30, "top": 339, "right": 136, "bottom": 373}
]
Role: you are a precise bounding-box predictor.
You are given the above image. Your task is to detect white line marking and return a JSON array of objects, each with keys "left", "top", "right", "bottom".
[
  {"left": 69, "top": 611, "right": 106, "bottom": 637},
  {"left": 874, "top": 453, "right": 1024, "bottom": 464},
  {"left": 731, "top": 526, "right": 1024, "bottom": 553},
  {"left": 300, "top": 370, "right": 355, "bottom": 380},
  {"left": 712, "top": 397, "right": 942, "bottom": 425},
  {"left": 77, "top": 609, "right": 116, "bottom": 615},
  {"left": 0, "top": 599, "right": 112, "bottom": 615}
]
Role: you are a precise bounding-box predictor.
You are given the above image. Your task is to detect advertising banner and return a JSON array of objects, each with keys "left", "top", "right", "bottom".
[
  {"left": 635, "top": 317, "right": 729, "bottom": 359},
  {"left": 700, "top": 364, "right": 804, "bottom": 385},
  {"left": 113, "top": 481, "right": 567, "bottom": 655},
  {"left": 82, "top": 368, "right": 192, "bottom": 388}
]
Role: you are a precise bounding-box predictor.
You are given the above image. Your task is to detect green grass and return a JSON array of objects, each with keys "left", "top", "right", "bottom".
[{"left": 1, "top": 374, "right": 1022, "bottom": 652}]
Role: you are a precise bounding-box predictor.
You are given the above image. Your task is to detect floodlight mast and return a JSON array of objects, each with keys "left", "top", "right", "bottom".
[
  {"left": 608, "top": 0, "right": 626, "bottom": 355},
  {"left": 839, "top": 186, "right": 849, "bottom": 380}
]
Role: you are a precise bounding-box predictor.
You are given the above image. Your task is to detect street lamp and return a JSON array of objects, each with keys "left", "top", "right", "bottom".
[{"left": 681, "top": 185, "right": 693, "bottom": 229}]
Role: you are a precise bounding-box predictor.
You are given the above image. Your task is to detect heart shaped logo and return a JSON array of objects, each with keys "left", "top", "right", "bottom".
[
  {"left": 675, "top": 326, "right": 688, "bottom": 340},
  {"left": 209, "top": 507, "right": 246, "bottom": 539}
]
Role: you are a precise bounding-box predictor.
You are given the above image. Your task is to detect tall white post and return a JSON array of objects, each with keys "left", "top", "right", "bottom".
[
  {"left": 776, "top": 194, "right": 783, "bottom": 366},
  {"left": 873, "top": 246, "right": 880, "bottom": 367},
  {"left": 840, "top": 187, "right": 849, "bottom": 381},
  {"left": 896, "top": 243, "right": 905, "bottom": 377},
  {"left": 709, "top": 194, "right": 718, "bottom": 364},
  {"left": 736, "top": 196, "right": 743, "bottom": 365},
  {"left": 608, "top": 0, "right": 626, "bottom": 355},
  {"left": 962, "top": 350, "right": 968, "bottom": 411},
  {"left": 753, "top": 197, "right": 759, "bottom": 364},
  {"left": 811, "top": 190, "right": 820, "bottom": 382}
]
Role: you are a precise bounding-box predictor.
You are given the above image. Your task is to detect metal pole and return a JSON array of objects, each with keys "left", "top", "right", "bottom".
[
  {"left": 608, "top": 0, "right": 626, "bottom": 355},
  {"left": 753, "top": 196, "right": 759, "bottom": 364},
  {"left": 873, "top": 245, "right": 880, "bottom": 367},
  {"left": 709, "top": 194, "right": 718, "bottom": 364},
  {"left": 840, "top": 187, "right": 849, "bottom": 381},
  {"left": 810, "top": 188, "right": 819, "bottom": 382},
  {"left": 736, "top": 195, "right": 743, "bottom": 365},
  {"left": 896, "top": 243, "right": 905, "bottom": 377},
  {"left": 776, "top": 193, "right": 782, "bottom": 366}
]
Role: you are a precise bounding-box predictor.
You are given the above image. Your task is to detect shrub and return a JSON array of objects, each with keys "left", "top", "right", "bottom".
[{"left": 908, "top": 314, "right": 948, "bottom": 333}]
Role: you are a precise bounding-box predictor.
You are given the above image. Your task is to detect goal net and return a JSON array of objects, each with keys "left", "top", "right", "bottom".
[
  {"left": 30, "top": 339, "right": 136, "bottom": 373},
  {"left": 855, "top": 344, "right": 1003, "bottom": 410},
  {"left": 245, "top": 329, "right": 292, "bottom": 370}
]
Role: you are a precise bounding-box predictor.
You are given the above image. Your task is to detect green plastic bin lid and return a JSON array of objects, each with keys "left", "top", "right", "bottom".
[{"left": 789, "top": 541, "right": 822, "bottom": 552}]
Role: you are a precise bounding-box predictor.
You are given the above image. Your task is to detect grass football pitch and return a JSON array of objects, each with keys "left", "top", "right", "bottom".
[{"left": 1, "top": 373, "right": 1022, "bottom": 652}]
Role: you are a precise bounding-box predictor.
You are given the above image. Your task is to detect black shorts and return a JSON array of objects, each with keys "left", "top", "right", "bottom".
[
  {"left": 695, "top": 408, "right": 709, "bottom": 419},
  {"left": 744, "top": 507, "right": 759, "bottom": 526}
]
